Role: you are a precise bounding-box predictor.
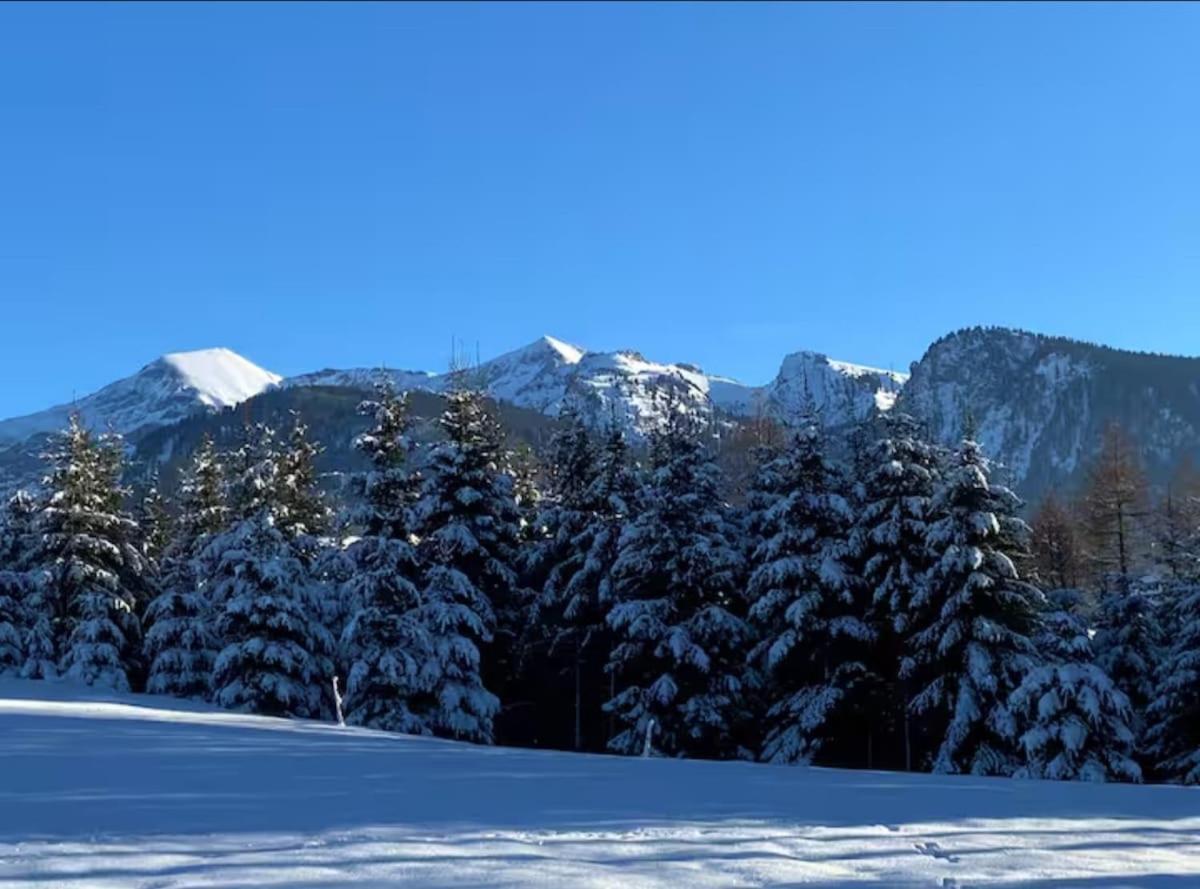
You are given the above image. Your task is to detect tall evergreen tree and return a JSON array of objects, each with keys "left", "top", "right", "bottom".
[
  {"left": 605, "top": 398, "right": 751, "bottom": 759},
  {"left": 37, "top": 416, "right": 145, "bottom": 691},
  {"left": 851, "top": 411, "right": 940, "bottom": 770},
  {"left": 0, "top": 492, "right": 36, "bottom": 675},
  {"left": 207, "top": 424, "right": 333, "bottom": 718},
  {"left": 525, "top": 408, "right": 600, "bottom": 749},
  {"left": 1145, "top": 583, "right": 1200, "bottom": 783},
  {"left": 136, "top": 472, "right": 173, "bottom": 570},
  {"left": 339, "top": 383, "right": 431, "bottom": 733},
  {"left": 908, "top": 437, "right": 1043, "bottom": 776},
  {"left": 1011, "top": 590, "right": 1141, "bottom": 782},
  {"left": 142, "top": 435, "right": 226, "bottom": 699},
  {"left": 1091, "top": 576, "right": 1164, "bottom": 755},
  {"left": 412, "top": 383, "right": 522, "bottom": 742},
  {"left": 275, "top": 411, "right": 331, "bottom": 542},
  {"left": 748, "top": 416, "right": 873, "bottom": 766}
]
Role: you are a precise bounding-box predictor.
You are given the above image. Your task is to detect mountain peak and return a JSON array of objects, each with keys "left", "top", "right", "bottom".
[
  {"left": 157, "top": 348, "right": 282, "bottom": 408},
  {"left": 534, "top": 335, "right": 585, "bottom": 365}
]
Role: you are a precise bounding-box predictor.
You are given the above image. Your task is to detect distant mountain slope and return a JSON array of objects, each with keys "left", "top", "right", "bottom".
[
  {"left": 278, "top": 335, "right": 905, "bottom": 438},
  {"left": 901, "top": 327, "right": 1200, "bottom": 497},
  {"left": 0, "top": 348, "right": 280, "bottom": 446}
]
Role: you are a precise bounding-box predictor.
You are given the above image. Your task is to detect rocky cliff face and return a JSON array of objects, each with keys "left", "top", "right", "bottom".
[{"left": 901, "top": 327, "right": 1200, "bottom": 497}]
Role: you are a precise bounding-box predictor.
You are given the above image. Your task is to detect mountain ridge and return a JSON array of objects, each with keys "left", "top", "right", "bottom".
[{"left": 5, "top": 327, "right": 1199, "bottom": 501}]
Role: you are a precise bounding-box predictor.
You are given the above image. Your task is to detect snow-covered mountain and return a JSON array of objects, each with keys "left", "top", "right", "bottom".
[
  {"left": 0, "top": 348, "right": 281, "bottom": 447},
  {"left": 8, "top": 328, "right": 1199, "bottom": 502},
  {"left": 278, "top": 335, "right": 905, "bottom": 438},
  {"left": 900, "top": 327, "right": 1200, "bottom": 495}
]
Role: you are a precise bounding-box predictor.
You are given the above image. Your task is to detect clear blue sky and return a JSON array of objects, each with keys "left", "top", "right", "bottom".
[{"left": 2, "top": 2, "right": 1199, "bottom": 418}]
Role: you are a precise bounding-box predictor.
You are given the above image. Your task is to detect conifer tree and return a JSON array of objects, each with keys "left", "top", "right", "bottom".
[
  {"left": 1091, "top": 576, "right": 1163, "bottom": 753},
  {"left": 1030, "top": 492, "right": 1086, "bottom": 592},
  {"left": 136, "top": 472, "right": 173, "bottom": 570},
  {"left": 142, "top": 435, "right": 226, "bottom": 699},
  {"left": 748, "top": 415, "right": 873, "bottom": 766},
  {"left": 0, "top": 492, "right": 36, "bottom": 675},
  {"left": 339, "top": 383, "right": 431, "bottom": 733},
  {"left": 275, "top": 411, "right": 331, "bottom": 543},
  {"left": 1012, "top": 590, "right": 1141, "bottom": 782},
  {"left": 851, "top": 411, "right": 940, "bottom": 770},
  {"left": 1082, "top": 423, "right": 1149, "bottom": 590},
  {"left": 908, "top": 437, "right": 1043, "bottom": 776},
  {"left": 1150, "top": 457, "right": 1200, "bottom": 583},
  {"left": 1145, "top": 583, "right": 1200, "bottom": 783},
  {"left": 412, "top": 382, "right": 523, "bottom": 742},
  {"left": 38, "top": 416, "right": 146, "bottom": 691},
  {"left": 525, "top": 408, "right": 599, "bottom": 748},
  {"left": 605, "top": 396, "right": 751, "bottom": 759},
  {"left": 207, "top": 424, "right": 333, "bottom": 718}
]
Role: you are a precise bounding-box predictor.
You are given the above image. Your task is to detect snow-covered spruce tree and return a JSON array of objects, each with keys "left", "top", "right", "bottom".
[
  {"left": 136, "top": 472, "right": 173, "bottom": 570},
  {"left": 207, "top": 423, "right": 334, "bottom": 718},
  {"left": 275, "top": 411, "right": 332, "bottom": 543},
  {"left": 907, "top": 437, "right": 1043, "bottom": 776},
  {"left": 605, "top": 392, "right": 752, "bottom": 760},
  {"left": 850, "top": 411, "right": 940, "bottom": 770},
  {"left": 412, "top": 381, "right": 524, "bottom": 743},
  {"left": 1011, "top": 590, "right": 1141, "bottom": 782},
  {"left": 0, "top": 492, "right": 37, "bottom": 675},
  {"left": 142, "top": 435, "right": 227, "bottom": 700},
  {"left": 748, "top": 415, "right": 874, "bottom": 766},
  {"left": 1145, "top": 583, "right": 1200, "bottom": 783},
  {"left": 339, "top": 382, "right": 432, "bottom": 734},
  {"left": 1091, "top": 576, "right": 1164, "bottom": 753},
  {"left": 37, "top": 415, "right": 146, "bottom": 691},
  {"left": 524, "top": 407, "right": 600, "bottom": 748}
]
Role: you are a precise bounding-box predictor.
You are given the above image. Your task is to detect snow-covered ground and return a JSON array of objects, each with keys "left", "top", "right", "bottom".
[{"left": 0, "top": 680, "right": 1197, "bottom": 888}]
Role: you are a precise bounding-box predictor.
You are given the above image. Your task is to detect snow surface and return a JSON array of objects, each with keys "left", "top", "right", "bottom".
[
  {"left": 158, "top": 348, "right": 282, "bottom": 410},
  {"left": 1, "top": 679, "right": 1198, "bottom": 888}
]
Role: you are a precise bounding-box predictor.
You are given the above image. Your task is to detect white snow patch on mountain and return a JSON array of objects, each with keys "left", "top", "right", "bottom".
[
  {"left": 160, "top": 348, "right": 282, "bottom": 409},
  {"left": 1, "top": 678, "right": 1197, "bottom": 888}
]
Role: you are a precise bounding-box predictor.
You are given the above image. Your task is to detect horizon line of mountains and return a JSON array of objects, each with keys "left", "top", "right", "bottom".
[{"left": 3, "top": 325, "right": 1199, "bottom": 502}]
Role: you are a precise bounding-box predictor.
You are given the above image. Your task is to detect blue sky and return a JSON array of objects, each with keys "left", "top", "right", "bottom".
[{"left": 2, "top": 2, "right": 1199, "bottom": 417}]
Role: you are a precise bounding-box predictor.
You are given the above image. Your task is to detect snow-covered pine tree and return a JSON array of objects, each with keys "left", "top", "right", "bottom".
[
  {"left": 142, "top": 435, "right": 227, "bottom": 699},
  {"left": 524, "top": 407, "right": 598, "bottom": 748},
  {"left": 339, "top": 382, "right": 431, "bottom": 733},
  {"left": 851, "top": 410, "right": 940, "bottom": 770},
  {"left": 412, "top": 381, "right": 524, "bottom": 742},
  {"left": 275, "top": 411, "right": 332, "bottom": 543},
  {"left": 1011, "top": 590, "right": 1141, "bottom": 782},
  {"left": 136, "top": 472, "right": 172, "bottom": 570},
  {"left": 907, "top": 436, "right": 1043, "bottom": 776},
  {"left": 748, "top": 414, "right": 873, "bottom": 766},
  {"left": 1145, "top": 582, "right": 1200, "bottom": 783},
  {"left": 0, "top": 492, "right": 37, "bottom": 675},
  {"left": 1091, "top": 576, "right": 1164, "bottom": 754},
  {"left": 207, "top": 423, "right": 334, "bottom": 719},
  {"left": 38, "top": 415, "right": 146, "bottom": 691},
  {"left": 605, "top": 392, "right": 752, "bottom": 760},
  {"left": 507, "top": 440, "right": 544, "bottom": 545},
  {"left": 207, "top": 513, "right": 334, "bottom": 718}
]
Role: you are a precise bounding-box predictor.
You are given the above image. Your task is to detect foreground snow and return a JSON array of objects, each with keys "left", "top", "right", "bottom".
[{"left": 0, "top": 680, "right": 1196, "bottom": 888}]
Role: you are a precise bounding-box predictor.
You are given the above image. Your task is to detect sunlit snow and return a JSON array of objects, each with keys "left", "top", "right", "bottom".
[{"left": 1, "top": 679, "right": 1197, "bottom": 888}]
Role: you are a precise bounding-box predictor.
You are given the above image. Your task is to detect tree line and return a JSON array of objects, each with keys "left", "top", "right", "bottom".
[{"left": 0, "top": 377, "right": 1197, "bottom": 785}]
